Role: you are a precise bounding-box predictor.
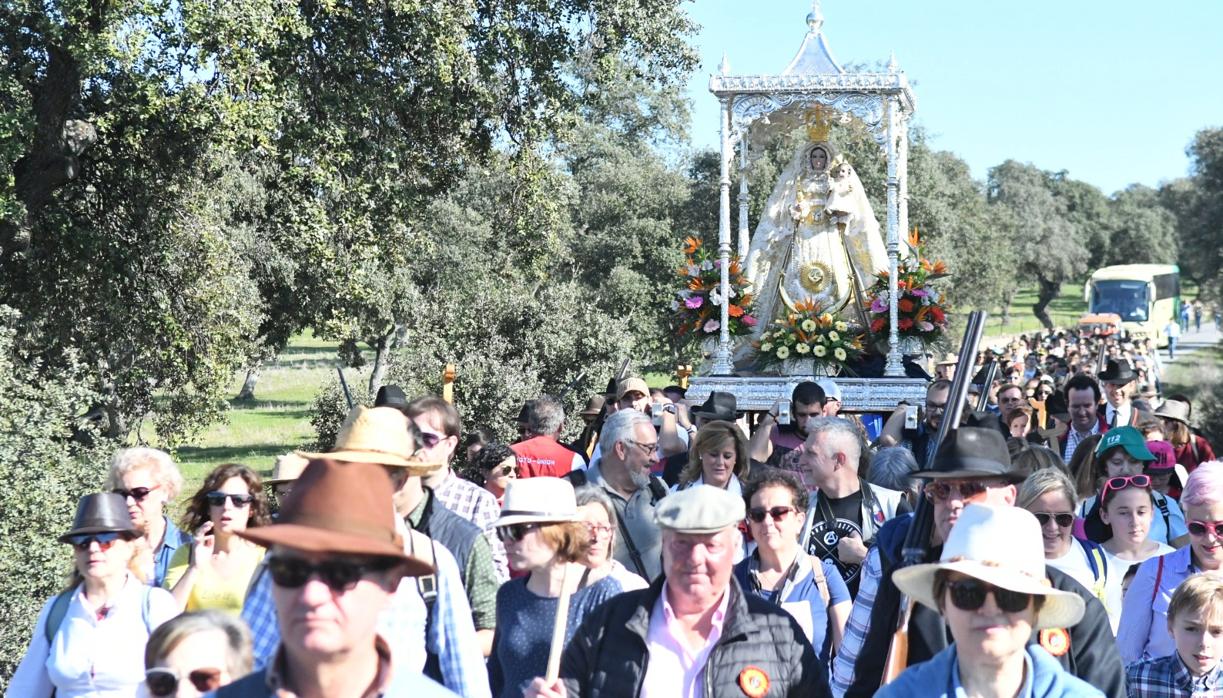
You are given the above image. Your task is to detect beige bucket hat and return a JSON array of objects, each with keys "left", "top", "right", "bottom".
[{"left": 297, "top": 405, "right": 442, "bottom": 474}]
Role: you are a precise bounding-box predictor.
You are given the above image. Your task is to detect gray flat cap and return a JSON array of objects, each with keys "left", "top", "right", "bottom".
[{"left": 655, "top": 485, "right": 745, "bottom": 534}]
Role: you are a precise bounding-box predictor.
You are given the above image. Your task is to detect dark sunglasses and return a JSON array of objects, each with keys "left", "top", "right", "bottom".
[
  {"left": 417, "top": 431, "right": 443, "bottom": 448},
  {"left": 205, "top": 491, "right": 255, "bottom": 507},
  {"left": 923, "top": 480, "right": 996, "bottom": 502},
  {"left": 496, "top": 523, "right": 540, "bottom": 543},
  {"left": 267, "top": 555, "right": 397, "bottom": 592},
  {"left": 947, "top": 578, "right": 1033, "bottom": 614},
  {"left": 111, "top": 485, "right": 158, "bottom": 501},
  {"left": 1101, "top": 474, "right": 1151, "bottom": 500},
  {"left": 1032, "top": 512, "right": 1075, "bottom": 528},
  {"left": 747, "top": 506, "right": 798, "bottom": 523},
  {"left": 66, "top": 531, "right": 125, "bottom": 551},
  {"left": 1188, "top": 520, "right": 1223, "bottom": 538},
  {"left": 146, "top": 667, "right": 223, "bottom": 696}
]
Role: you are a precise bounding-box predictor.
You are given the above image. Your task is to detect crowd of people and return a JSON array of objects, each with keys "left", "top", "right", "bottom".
[{"left": 6, "top": 324, "right": 1223, "bottom": 697}]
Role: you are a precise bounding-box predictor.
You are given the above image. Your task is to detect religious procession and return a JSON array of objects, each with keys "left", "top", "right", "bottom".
[{"left": 5, "top": 2, "right": 1223, "bottom": 698}]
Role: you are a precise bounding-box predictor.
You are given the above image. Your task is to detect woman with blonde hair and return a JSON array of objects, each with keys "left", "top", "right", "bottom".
[
  {"left": 163, "top": 464, "right": 271, "bottom": 614},
  {"left": 1017, "top": 469, "right": 1109, "bottom": 608},
  {"left": 142, "top": 610, "right": 252, "bottom": 697},
  {"left": 673, "top": 419, "right": 750, "bottom": 494},
  {"left": 7, "top": 493, "right": 177, "bottom": 696},
  {"left": 106, "top": 448, "right": 192, "bottom": 587}
]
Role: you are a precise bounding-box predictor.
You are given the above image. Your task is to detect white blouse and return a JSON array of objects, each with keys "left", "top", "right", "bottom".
[{"left": 6, "top": 574, "right": 177, "bottom": 698}]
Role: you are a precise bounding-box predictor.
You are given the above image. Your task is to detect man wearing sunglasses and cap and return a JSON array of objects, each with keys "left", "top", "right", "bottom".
[
  {"left": 217, "top": 458, "right": 455, "bottom": 697},
  {"left": 525, "top": 484, "right": 828, "bottom": 698},
  {"left": 834, "top": 427, "right": 1125, "bottom": 698}
]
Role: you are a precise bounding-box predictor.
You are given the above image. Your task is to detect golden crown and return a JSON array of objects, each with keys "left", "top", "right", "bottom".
[{"left": 804, "top": 106, "right": 834, "bottom": 142}]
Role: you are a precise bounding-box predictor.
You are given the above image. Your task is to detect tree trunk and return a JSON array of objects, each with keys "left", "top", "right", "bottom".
[
  {"left": 1000, "top": 290, "right": 1015, "bottom": 326},
  {"left": 367, "top": 324, "right": 404, "bottom": 396},
  {"left": 1033, "top": 279, "right": 1060, "bottom": 330},
  {"left": 236, "top": 361, "right": 262, "bottom": 400}
]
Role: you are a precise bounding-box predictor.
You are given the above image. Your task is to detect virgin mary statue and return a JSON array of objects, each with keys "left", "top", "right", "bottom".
[{"left": 744, "top": 141, "right": 890, "bottom": 338}]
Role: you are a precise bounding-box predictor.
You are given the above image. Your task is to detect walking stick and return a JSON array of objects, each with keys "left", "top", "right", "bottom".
[{"left": 544, "top": 563, "right": 575, "bottom": 683}]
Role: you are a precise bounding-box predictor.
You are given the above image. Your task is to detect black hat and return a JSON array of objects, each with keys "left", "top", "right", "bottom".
[
  {"left": 1098, "top": 359, "right": 1136, "bottom": 385},
  {"left": 911, "top": 427, "right": 1025, "bottom": 483},
  {"left": 59, "top": 493, "right": 139, "bottom": 543},
  {"left": 692, "top": 391, "right": 737, "bottom": 422},
  {"left": 604, "top": 377, "right": 619, "bottom": 398},
  {"left": 1044, "top": 392, "right": 1070, "bottom": 422},
  {"left": 374, "top": 384, "right": 409, "bottom": 413},
  {"left": 516, "top": 400, "right": 535, "bottom": 423}
]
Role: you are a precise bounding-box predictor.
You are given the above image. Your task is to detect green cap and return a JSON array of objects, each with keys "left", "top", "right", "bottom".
[
  {"left": 1095, "top": 426, "right": 1155, "bottom": 462},
  {"left": 654, "top": 485, "right": 745, "bottom": 534}
]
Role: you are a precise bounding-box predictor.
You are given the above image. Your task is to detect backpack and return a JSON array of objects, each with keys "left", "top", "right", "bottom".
[{"left": 1077, "top": 538, "right": 1109, "bottom": 605}]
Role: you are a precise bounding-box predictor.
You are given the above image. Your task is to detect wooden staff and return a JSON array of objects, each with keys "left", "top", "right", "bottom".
[
  {"left": 676, "top": 364, "right": 693, "bottom": 389},
  {"left": 442, "top": 364, "right": 456, "bottom": 405},
  {"left": 544, "top": 562, "right": 575, "bottom": 683}
]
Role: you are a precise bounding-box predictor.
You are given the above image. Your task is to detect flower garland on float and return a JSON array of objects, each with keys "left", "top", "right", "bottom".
[
  {"left": 671, "top": 236, "right": 756, "bottom": 343},
  {"left": 753, "top": 299, "right": 864, "bottom": 373},
  {"left": 864, "top": 228, "right": 950, "bottom": 343}
]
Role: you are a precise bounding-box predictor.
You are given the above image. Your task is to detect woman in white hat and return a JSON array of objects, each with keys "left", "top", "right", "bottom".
[
  {"left": 879, "top": 504, "right": 1101, "bottom": 698},
  {"left": 489, "top": 477, "right": 624, "bottom": 698}
]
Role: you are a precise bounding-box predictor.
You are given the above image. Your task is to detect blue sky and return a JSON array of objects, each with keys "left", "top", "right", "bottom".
[{"left": 684, "top": 1, "right": 1223, "bottom": 195}]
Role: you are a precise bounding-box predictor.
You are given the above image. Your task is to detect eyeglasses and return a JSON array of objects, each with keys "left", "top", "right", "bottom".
[
  {"left": 497, "top": 523, "right": 540, "bottom": 543},
  {"left": 111, "top": 485, "right": 160, "bottom": 502},
  {"left": 1032, "top": 512, "right": 1075, "bottom": 528},
  {"left": 1101, "top": 474, "right": 1151, "bottom": 500},
  {"left": 747, "top": 506, "right": 799, "bottom": 523},
  {"left": 923, "top": 480, "right": 999, "bottom": 502},
  {"left": 66, "top": 532, "right": 125, "bottom": 552},
  {"left": 145, "top": 667, "right": 223, "bottom": 696},
  {"left": 266, "top": 555, "right": 397, "bottom": 592},
  {"left": 925, "top": 401, "right": 947, "bottom": 413},
  {"left": 1188, "top": 520, "right": 1223, "bottom": 538},
  {"left": 947, "top": 578, "right": 1033, "bottom": 614},
  {"left": 417, "top": 431, "right": 443, "bottom": 449},
  {"left": 584, "top": 522, "right": 613, "bottom": 537},
  {"left": 626, "top": 439, "right": 658, "bottom": 456},
  {"left": 205, "top": 491, "right": 255, "bottom": 507}
]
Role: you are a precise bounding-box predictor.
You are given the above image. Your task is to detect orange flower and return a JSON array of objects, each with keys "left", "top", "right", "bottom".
[
  {"left": 908, "top": 227, "right": 921, "bottom": 248},
  {"left": 817, "top": 313, "right": 833, "bottom": 328},
  {"left": 683, "top": 236, "right": 701, "bottom": 254},
  {"left": 728, "top": 304, "right": 744, "bottom": 318},
  {"left": 931, "top": 260, "right": 948, "bottom": 274},
  {"left": 688, "top": 279, "right": 703, "bottom": 291},
  {"left": 729, "top": 260, "right": 742, "bottom": 275},
  {"left": 915, "top": 306, "right": 930, "bottom": 322}
]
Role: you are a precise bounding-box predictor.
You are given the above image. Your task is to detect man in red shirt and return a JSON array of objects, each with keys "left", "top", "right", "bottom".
[{"left": 512, "top": 396, "right": 586, "bottom": 478}]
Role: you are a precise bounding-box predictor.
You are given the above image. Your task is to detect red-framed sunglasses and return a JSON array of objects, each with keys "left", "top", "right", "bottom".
[
  {"left": 1188, "top": 520, "right": 1223, "bottom": 538},
  {"left": 1100, "top": 474, "right": 1151, "bottom": 501}
]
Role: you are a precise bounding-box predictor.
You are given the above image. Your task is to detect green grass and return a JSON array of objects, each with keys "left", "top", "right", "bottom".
[
  {"left": 1162, "top": 345, "right": 1223, "bottom": 405},
  {"left": 976, "top": 283, "right": 1087, "bottom": 337}
]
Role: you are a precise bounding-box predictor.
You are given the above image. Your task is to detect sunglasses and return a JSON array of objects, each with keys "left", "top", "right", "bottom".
[
  {"left": 1101, "top": 474, "right": 1151, "bottom": 500},
  {"left": 146, "top": 667, "right": 223, "bottom": 696},
  {"left": 1032, "top": 512, "right": 1075, "bottom": 528},
  {"left": 947, "top": 578, "right": 1033, "bottom": 614},
  {"left": 205, "top": 491, "right": 255, "bottom": 507},
  {"left": 266, "top": 555, "right": 397, "bottom": 592},
  {"left": 111, "top": 485, "right": 159, "bottom": 502},
  {"left": 66, "top": 531, "right": 125, "bottom": 551},
  {"left": 1188, "top": 520, "right": 1223, "bottom": 538},
  {"left": 923, "top": 480, "right": 998, "bottom": 502},
  {"left": 417, "top": 431, "right": 444, "bottom": 449},
  {"left": 747, "top": 506, "right": 799, "bottom": 523},
  {"left": 497, "top": 523, "right": 540, "bottom": 543}
]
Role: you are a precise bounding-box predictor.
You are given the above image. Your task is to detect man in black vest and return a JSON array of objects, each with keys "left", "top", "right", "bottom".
[{"left": 834, "top": 427, "right": 1125, "bottom": 698}]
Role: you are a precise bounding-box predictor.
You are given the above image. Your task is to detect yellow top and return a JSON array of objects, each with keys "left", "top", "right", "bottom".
[{"left": 163, "top": 541, "right": 265, "bottom": 614}]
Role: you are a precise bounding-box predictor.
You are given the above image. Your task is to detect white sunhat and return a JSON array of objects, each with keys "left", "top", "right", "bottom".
[
  {"left": 493, "top": 477, "right": 580, "bottom": 528},
  {"left": 891, "top": 504, "right": 1085, "bottom": 630}
]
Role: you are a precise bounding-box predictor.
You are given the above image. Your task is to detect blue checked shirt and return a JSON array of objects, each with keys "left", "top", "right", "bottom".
[
  {"left": 830, "top": 545, "right": 883, "bottom": 697},
  {"left": 1126, "top": 653, "right": 1223, "bottom": 697},
  {"left": 433, "top": 472, "right": 509, "bottom": 583},
  {"left": 241, "top": 531, "right": 489, "bottom": 698}
]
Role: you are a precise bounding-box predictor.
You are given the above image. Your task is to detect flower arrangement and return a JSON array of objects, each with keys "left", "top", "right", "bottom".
[
  {"left": 865, "top": 228, "right": 950, "bottom": 342},
  {"left": 671, "top": 236, "right": 756, "bottom": 341},
  {"left": 754, "top": 300, "right": 865, "bottom": 372}
]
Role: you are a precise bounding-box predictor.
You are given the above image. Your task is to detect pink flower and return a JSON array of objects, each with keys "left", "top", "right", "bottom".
[
  {"left": 703, "top": 319, "right": 720, "bottom": 333},
  {"left": 685, "top": 296, "right": 704, "bottom": 309},
  {"left": 742, "top": 315, "right": 758, "bottom": 327},
  {"left": 918, "top": 321, "right": 934, "bottom": 332},
  {"left": 911, "top": 288, "right": 929, "bottom": 297},
  {"left": 870, "top": 297, "right": 888, "bottom": 313}
]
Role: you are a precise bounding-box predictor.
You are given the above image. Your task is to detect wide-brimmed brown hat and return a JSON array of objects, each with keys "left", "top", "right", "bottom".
[
  {"left": 59, "top": 493, "right": 140, "bottom": 542},
  {"left": 297, "top": 405, "right": 441, "bottom": 474},
  {"left": 239, "top": 458, "right": 432, "bottom": 576},
  {"left": 579, "top": 395, "right": 606, "bottom": 418},
  {"left": 1154, "top": 399, "right": 1191, "bottom": 425}
]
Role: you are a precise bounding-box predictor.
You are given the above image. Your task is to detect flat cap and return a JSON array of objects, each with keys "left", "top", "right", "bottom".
[{"left": 655, "top": 485, "right": 745, "bottom": 534}]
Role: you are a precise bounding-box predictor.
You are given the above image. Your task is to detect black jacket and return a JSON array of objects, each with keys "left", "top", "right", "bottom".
[
  {"left": 847, "top": 513, "right": 1126, "bottom": 698},
  {"left": 560, "top": 575, "right": 829, "bottom": 698}
]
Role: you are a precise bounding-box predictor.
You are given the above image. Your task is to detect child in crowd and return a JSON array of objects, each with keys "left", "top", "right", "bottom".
[{"left": 1126, "top": 571, "right": 1223, "bottom": 696}]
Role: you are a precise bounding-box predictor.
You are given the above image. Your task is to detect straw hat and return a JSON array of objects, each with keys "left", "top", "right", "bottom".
[
  {"left": 891, "top": 504, "right": 1085, "bottom": 630},
  {"left": 239, "top": 458, "right": 432, "bottom": 576},
  {"left": 265, "top": 453, "right": 310, "bottom": 486},
  {"left": 493, "top": 477, "right": 580, "bottom": 528},
  {"left": 297, "top": 405, "right": 441, "bottom": 474},
  {"left": 59, "top": 493, "right": 140, "bottom": 542}
]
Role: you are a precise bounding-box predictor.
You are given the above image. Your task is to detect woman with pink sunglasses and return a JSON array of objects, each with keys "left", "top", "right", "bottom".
[{"left": 1118, "top": 461, "right": 1223, "bottom": 663}]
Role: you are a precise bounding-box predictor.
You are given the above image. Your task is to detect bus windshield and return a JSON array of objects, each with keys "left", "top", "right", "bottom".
[{"left": 1089, "top": 280, "right": 1149, "bottom": 322}]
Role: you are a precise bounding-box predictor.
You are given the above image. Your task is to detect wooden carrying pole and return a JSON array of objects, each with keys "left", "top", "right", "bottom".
[
  {"left": 882, "top": 309, "right": 987, "bottom": 685},
  {"left": 442, "top": 364, "right": 457, "bottom": 405},
  {"left": 544, "top": 563, "right": 575, "bottom": 683}
]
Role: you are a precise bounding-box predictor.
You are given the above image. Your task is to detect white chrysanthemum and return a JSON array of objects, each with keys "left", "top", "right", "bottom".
[
  {"left": 834, "top": 347, "right": 847, "bottom": 361},
  {"left": 828, "top": 331, "right": 840, "bottom": 342},
  {"left": 801, "top": 319, "right": 817, "bottom": 332},
  {"left": 776, "top": 346, "right": 791, "bottom": 359},
  {"left": 813, "top": 345, "right": 827, "bottom": 357},
  {"left": 835, "top": 322, "right": 848, "bottom": 332},
  {"left": 760, "top": 342, "right": 773, "bottom": 352},
  {"left": 795, "top": 343, "right": 811, "bottom": 355}
]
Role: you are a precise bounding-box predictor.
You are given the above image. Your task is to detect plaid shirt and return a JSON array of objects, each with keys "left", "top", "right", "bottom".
[
  {"left": 433, "top": 471, "right": 509, "bottom": 583},
  {"left": 1063, "top": 420, "right": 1101, "bottom": 463},
  {"left": 1127, "top": 654, "right": 1223, "bottom": 697},
  {"left": 240, "top": 534, "right": 489, "bottom": 698},
  {"left": 829, "top": 545, "right": 883, "bottom": 697}
]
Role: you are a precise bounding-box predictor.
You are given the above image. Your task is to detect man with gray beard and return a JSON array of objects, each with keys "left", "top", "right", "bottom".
[{"left": 574, "top": 409, "right": 669, "bottom": 582}]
